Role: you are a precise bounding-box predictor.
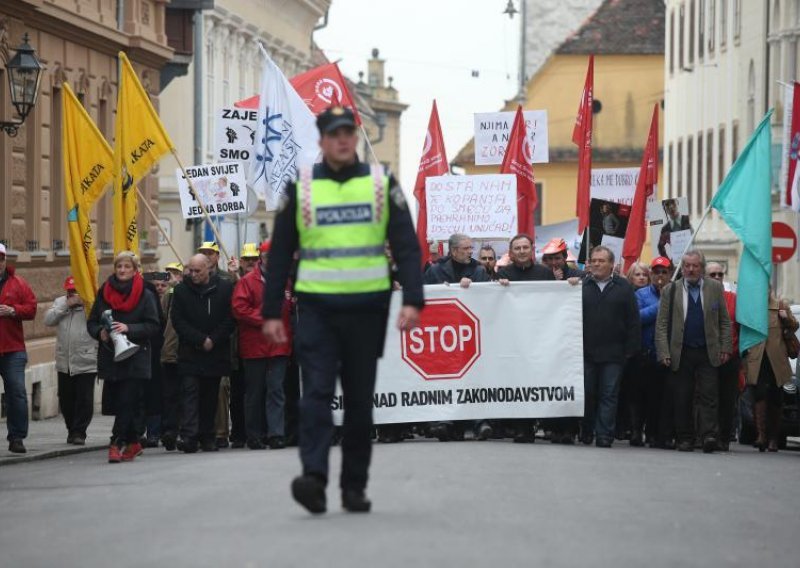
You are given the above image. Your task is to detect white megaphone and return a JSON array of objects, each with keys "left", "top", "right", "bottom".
[{"left": 101, "top": 310, "right": 140, "bottom": 362}]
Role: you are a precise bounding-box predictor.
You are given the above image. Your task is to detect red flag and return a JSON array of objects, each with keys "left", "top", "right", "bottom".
[
  {"left": 784, "top": 82, "right": 800, "bottom": 211},
  {"left": 290, "top": 63, "right": 362, "bottom": 125},
  {"left": 413, "top": 100, "right": 449, "bottom": 266},
  {"left": 500, "top": 105, "right": 537, "bottom": 239},
  {"left": 622, "top": 104, "right": 659, "bottom": 272},
  {"left": 234, "top": 94, "right": 260, "bottom": 109},
  {"left": 572, "top": 55, "right": 594, "bottom": 234}
]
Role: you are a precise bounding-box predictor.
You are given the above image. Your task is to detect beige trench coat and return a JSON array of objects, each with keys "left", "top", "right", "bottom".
[{"left": 745, "top": 297, "right": 799, "bottom": 387}]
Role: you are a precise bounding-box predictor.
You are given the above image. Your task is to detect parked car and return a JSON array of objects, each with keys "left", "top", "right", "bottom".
[{"left": 738, "top": 305, "right": 800, "bottom": 449}]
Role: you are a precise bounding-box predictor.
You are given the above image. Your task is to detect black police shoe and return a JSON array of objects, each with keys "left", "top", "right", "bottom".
[
  {"left": 8, "top": 439, "right": 26, "bottom": 454},
  {"left": 291, "top": 475, "right": 327, "bottom": 514},
  {"left": 342, "top": 489, "right": 372, "bottom": 513},
  {"left": 161, "top": 433, "right": 177, "bottom": 451}
]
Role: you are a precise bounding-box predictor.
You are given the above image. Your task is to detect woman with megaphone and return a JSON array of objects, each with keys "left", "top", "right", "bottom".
[{"left": 88, "top": 251, "right": 161, "bottom": 463}]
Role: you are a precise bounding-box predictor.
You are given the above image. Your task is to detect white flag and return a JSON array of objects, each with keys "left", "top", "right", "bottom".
[{"left": 248, "top": 47, "right": 319, "bottom": 210}]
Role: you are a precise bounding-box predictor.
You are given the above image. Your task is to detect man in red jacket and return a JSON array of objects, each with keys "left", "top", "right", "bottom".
[
  {"left": 0, "top": 244, "right": 38, "bottom": 453},
  {"left": 232, "top": 241, "right": 292, "bottom": 449}
]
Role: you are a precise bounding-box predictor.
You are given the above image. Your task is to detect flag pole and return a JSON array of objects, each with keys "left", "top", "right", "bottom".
[
  {"left": 359, "top": 124, "right": 383, "bottom": 167},
  {"left": 135, "top": 187, "right": 183, "bottom": 265},
  {"left": 170, "top": 149, "right": 231, "bottom": 260},
  {"left": 670, "top": 203, "right": 713, "bottom": 281}
]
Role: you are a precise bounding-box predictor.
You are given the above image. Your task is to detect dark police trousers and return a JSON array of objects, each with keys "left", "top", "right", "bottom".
[{"left": 295, "top": 304, "right": 385, "bottom": 491}]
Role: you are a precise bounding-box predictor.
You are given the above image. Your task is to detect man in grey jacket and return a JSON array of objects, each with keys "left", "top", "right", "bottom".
[{"left": 44, "top": 276, "right": 97, "bottom": 445}]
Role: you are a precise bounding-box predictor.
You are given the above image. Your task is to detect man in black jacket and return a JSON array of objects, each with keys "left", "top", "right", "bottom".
[
  {"left": 424, "top": 234, "right": 489, "bottom": 287},
  {"left": 171, "top": 254, "right": 236, "bottom": 453},
  {"left": 581, "top": 246, "right": 641, "bottom": 447}
]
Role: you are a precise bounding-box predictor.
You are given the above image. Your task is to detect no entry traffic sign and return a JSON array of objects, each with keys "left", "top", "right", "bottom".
[{"left": 772, "top": 222, "right": 797, "bottom": 263}]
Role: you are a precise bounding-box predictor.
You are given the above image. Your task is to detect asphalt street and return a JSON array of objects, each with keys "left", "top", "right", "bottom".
[{"left": 1, "top": 439, "right": 799, "bottom": 568}]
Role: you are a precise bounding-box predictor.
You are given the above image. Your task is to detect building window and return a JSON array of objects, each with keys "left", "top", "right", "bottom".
[
  {"left": 689, "top": 0, "right": 696, "bottom": 66},
  {"left": 687, "top": 137, "right": 694, "bottom": 212},
  {"left": 679, "top": 3, "right": 686, "bottom": 70},
  {"left": 709, "top": 0, "right": 716, "bottom": 54},
  {"left": 51, "top": 85, "right": 64, "bottom": 252},
  {"left": 732, "top": 120, "right": 739, "bottom": 161},
  {"left": 718, "top": 125, "right": 726, "bottom": 186},
  {"left": 669, "top": 9, "right": 675, "bottom": 74},
  {"left": 668, "top": 142, "right": 674, "bottom": 198},
  {"left": 721, "top": 0, "right": 727, "bottom": 48},
  {"left": 706, "top": 130, "right": 714, "bottom": 208},
  {"left": 699, "top": 0, "right": 705, "bottom": 60},
  {"left": 96, "top": 97, "right": 112, "bottom": 250},
  {"left": 206, "top": 30, "right": 215, "bottom": 155},
  {"left": 222, "top": 41, "right": 230, "bottom": 108},
  {"left": 697, "top": 132, "right": 703, "bottom": 215},
  {"left": 677, "top": 138, "right": 684, "bottom": 198},
  {"left": 733, "top": 0, "right": 741, "bottom": 40},
  {"left": 747, "top": 60, "right": 756, "bottom": 134}
]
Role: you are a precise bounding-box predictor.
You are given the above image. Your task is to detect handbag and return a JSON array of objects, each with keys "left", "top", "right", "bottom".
[{"left": 782, "top": 326, "right": 800, "bottom": 360}]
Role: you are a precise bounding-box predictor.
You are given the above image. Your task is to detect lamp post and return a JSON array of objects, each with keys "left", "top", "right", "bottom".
[
  {"left": 503, "top": 0, "right": 527, "bottom": 104},
  {"left": 1, "top": 33, "right": 44, "bottom": 137}
]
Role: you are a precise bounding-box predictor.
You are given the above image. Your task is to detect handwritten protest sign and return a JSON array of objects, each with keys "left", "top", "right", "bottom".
[
  {"left": 176, "top": 162, "right": 248, "bottom": 219},
  {"left": 425, "top": 174, "right": 517, "bottom": 240},
  {"left": 474, "top": 110, "right": 549, "bottom": 166},
  {"left": 214, "top": 107, "right": 258, "bottom": 163}
]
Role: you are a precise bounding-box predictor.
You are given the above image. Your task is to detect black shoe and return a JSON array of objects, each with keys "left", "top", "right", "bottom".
[
  {"left": 702, "top": 437, "right": 717, "bottom": 454},
  {"left": 342, "top": 489, "right": 372, "bottom": 513},
  {"left": 476, "top": 422, "right": 493, "bottom": 441},
  {"left": 230, "top": 439, "right": 245, "bottom": 449},
  {"left": 72, "top": 435, "right": 86, "bottom": 446},
  {"left": 8, "top": 439, "right": 26, "bottom": 454},
  {"left": 201, "top": 440, "right": 219, "bottom": 452},
  {"left": 377, "top": 432, "right": 402, "bottom": 443},
  {"left": 677, "top": 441, "right": 694, "bottom": 452},
  {"left": 215, "top": 437, "right": 229, "bottom": 449},
  {"left": 431, "top": 424, "right": 450, "bottom": 442},
  {"left": 291, "top": 475, "right": 327, "bottom": 514},
  {"left": 629, "top": 431, "right": 644, "bottom": 447},
  {"left": 145, "top": 437, "right": 159, "bottom": 448},
  {"left": 580, "top": 435, "right": 594, "bottom": 446},
  {"left": 560, "top": 433, "right": 575, "bottom": 445},
  {"left": 178, "top": 439, "right": 198, "bottom": 454},
  {"left": 246, "top": 439, "right": 266, "bottom": 450},
  {"left": 717, "top": 440, "right": 730, "bottom": 452},
  {"left": 161, "top": 434, "right": 177, "bottom": 451},
  {"left": 596, "top": 438, "right": 612, "bottom": 448},
  {"left": 268, "top": 436, "right": 285, "bottom": 450},
  {"left": 513, "top": 433, "right": 534, "bottom": 444},
  {"left": 66, "top": 433, "right": 75, "bottom": 444}
]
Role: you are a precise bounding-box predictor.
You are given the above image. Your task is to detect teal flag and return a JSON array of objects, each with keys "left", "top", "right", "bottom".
[{"left": 710, "top": 110, "right": 773, "bottom": 354}]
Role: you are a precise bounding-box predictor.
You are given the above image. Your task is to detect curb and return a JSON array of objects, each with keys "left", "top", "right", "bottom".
[{"left": 0, "top": 444, "right": 106, "bottom": 467}]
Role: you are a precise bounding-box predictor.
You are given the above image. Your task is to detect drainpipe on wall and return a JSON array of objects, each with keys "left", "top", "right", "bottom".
[{"left": 193, "top": 9, "right": 204, "bottom": 249}]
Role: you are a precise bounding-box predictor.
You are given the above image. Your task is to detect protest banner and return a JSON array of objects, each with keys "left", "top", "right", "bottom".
[
  {"left": 333, "top": 282, "right": 584, "bottom": 424},
  {"left": 176, "top": 162, "right": 248, "bottom": 219},
  {"left": 425, "top": 174, "right": 518, "bottom": 240},
  {"left": 650, "top": 197, "right": 693, "bottom": 261},
  {"left": 215, "top": 107, "right": 258, "bottom": 163},
  {"left": 591, "top": 167, "right": 658, "bottom": 215},
  {"left": 474, "top": 110, "right": 549, "bottom": 166}
]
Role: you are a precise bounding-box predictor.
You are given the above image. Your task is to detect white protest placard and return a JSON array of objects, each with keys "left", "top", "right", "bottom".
[
  {"left": 600, "top": 234, "right": 625, "bottom": 263},
  {"left": 214, "top": 107, "right": 258, "bottom": 163},
  {"left": 333, "top": 283, "right": 584, "bottom": 424},
  {"left": 667, "top": 229, "right": 692, "bottom": 261},
  {"left": 425, "top": 174, "right": 517, "bottom": 241},
  {"left": 176, "top": 162, "right": 248, "bottom": 219},
  {"left": 591, "top": 167, "right": 659, "bottom": 220},
  {"left": 474, "top": 110, "right": 549, "bottom": 166}
]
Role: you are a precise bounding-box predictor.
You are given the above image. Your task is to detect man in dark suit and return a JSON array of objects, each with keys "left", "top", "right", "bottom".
[
  {"left": 658, "top": 199, "right": 692, "bottom": 257},
  {"left": 655, "top": 249, "right": 732, "bottom": 453}
]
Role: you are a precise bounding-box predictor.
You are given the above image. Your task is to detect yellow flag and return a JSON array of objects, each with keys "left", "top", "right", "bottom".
[
  {"left": 113, "top": 51, "right": 174, "bottom": 255},
  {"left": 62, "top": 83, "right": 113, "bottom": 312}
]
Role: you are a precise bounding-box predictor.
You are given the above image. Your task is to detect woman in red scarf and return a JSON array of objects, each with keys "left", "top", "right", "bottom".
[{"left": 88, "top": 251, "right": 161, "bottom": 463}]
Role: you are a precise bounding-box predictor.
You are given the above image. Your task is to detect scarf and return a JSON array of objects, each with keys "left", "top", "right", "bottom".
[{"left": 103, "top": 273, "right": 144, "bottom": 312}]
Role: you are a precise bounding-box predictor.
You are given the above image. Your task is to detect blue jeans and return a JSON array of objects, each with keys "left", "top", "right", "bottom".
[
  {"left": 582, "top": 361, "right": 623, "bottom": 442},
  {"left": 0, "top": 351, "right": 29, "bottom": 441}
]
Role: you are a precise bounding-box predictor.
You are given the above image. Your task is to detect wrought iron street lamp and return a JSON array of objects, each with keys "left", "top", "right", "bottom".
[{"left": 1, "top": 33, "right": 44, "bottom": 137}]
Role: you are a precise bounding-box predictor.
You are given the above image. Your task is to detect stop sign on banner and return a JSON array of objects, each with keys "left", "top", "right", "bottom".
[
  {"left": 401, "top": 299, "right": 481, "bottom": 380},
  {"left": 772, "top": 222, "right": 798, "bottom": 263}
]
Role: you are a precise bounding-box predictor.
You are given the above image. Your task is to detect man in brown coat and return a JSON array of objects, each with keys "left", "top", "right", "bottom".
[{"left": 655, "top": 249, "right": 732, "bottom": 453}]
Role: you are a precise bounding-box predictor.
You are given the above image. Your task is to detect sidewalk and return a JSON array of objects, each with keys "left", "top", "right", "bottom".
[{"left": 0, "top": 415, "right": 115, "bottom": 467}]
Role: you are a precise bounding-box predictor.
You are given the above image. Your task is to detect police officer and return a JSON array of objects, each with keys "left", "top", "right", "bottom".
[{"left": 262, "top": 106, "right": 423, "bottom": 515}]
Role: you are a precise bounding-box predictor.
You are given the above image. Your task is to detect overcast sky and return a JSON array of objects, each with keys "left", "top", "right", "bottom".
[{"left": 315, "top": 0, "right": 522, "bottom": 194}]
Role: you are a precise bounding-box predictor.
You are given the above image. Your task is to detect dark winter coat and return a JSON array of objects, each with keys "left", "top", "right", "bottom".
[
  {"left": 87, "top": 283, "right": 161, "bottom": 382},
  {"left": 497, "top": 262, "right": 555, "bottom": 282},
  {"left": 170, "top": 274, "right": 235, "bottom": 377},
  {"left": 424, "top": 258, "right": 490, "bottom": 284},
  {"left": 582, "top": 274, "right": 641, "bottom": 364}
]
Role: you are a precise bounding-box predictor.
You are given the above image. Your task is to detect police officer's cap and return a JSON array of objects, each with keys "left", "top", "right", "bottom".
[{"left": 317, "top": 105, "right": 356, "bottom": 135}]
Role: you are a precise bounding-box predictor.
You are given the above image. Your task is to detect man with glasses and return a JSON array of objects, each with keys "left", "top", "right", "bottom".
[
  {"left": 634, "top": 257, "right": 674, "bottom": 448},
  {"left": 424, "top": 233, "right": 489, "bottom": 287},
  {"left": 706, "top": 262, "right": 739, "bottom": 451},
  {"left": 477, "top": 245, "right": 499, "bottom": 281},
  {"left": 655, "top": 249, "right": 732, "bottom": 453}
]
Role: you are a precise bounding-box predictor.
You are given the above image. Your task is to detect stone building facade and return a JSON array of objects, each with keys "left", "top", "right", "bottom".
[{"left": 0, "top": 0, "right": 175, "bottom": 420}]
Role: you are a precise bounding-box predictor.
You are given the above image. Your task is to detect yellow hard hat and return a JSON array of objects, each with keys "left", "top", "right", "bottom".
[
  {"left": 197, "top": 241, "right": 219, "bottom": 253},
  {"left": 240, "top": 243, "right": 259, "bottom": 258},
  {"left": 165, "top": 262, "right": 183, "bottom": 272}
]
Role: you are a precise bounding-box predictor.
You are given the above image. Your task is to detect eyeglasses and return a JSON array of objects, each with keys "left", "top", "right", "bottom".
[
  {"left": 479, "top": 256, "right": 495, "bottom": 261},
  {"left": 708, "top": 272, "right": 724, "bottom": 278}
]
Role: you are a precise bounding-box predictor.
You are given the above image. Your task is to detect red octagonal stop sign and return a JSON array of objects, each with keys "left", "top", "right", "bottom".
[{"left": 401, "top": 298, "right": 481, "bottom": 380}]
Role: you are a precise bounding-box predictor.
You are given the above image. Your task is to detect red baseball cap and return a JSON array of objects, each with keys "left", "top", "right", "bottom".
[
  {"left": 259, "top": 240, "right": 271, "bottom": 254},
  {"left": 63, "top": 276, "right": 76, "bottom": 290},
  {"left": 650, "top": 256, "right": 672, "bottom": 269}
]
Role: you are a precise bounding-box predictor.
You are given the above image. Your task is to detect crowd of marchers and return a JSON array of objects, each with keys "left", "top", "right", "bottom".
[{"left": 0, "top": 232, "right": 797, "bottom": 459}]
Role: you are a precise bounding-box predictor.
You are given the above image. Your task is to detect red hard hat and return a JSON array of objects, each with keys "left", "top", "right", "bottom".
[
  {"left": 541, "top": 238, "right": 567, "bottom": 256},
  {"left": 64, "top": 276, "right": 76, "bottom": 291}
]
